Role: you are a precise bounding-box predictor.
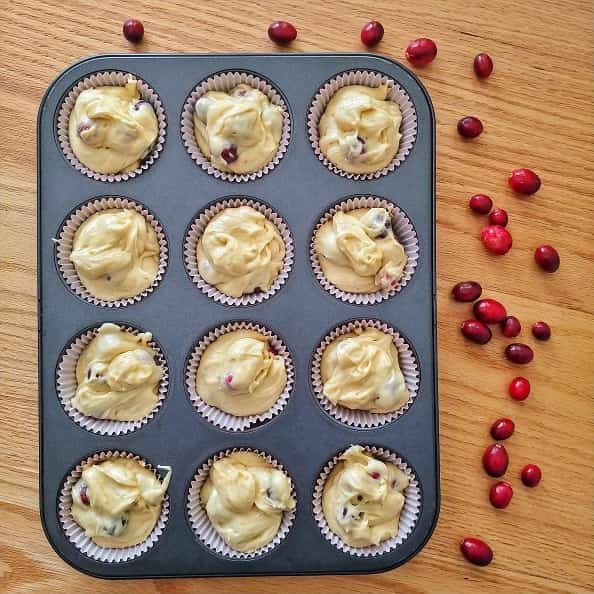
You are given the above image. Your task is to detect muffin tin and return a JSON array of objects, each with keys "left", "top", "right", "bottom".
[{"left": 38, "top": 53, "right": 438, "bottom": 578}]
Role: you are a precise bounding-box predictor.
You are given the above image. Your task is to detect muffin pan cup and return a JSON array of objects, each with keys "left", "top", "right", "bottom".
[{"left": 38, "top": 53, "right": 437, "bottom": 578}]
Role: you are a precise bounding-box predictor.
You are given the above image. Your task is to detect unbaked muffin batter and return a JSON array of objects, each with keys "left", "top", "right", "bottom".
[
  {"left": 322, "top": 445, "right": 409, "bottom": 548},
  {"left": 201, "top": 451, "right": 295, "bottom": 552}
]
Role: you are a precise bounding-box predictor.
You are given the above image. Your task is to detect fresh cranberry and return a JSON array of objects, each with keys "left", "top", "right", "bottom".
[
  {"left": 508, "top": 168, "right": 541, "bottom": 195},
  {"left": 481, "top": 225, "right": 512, "bottom": 255},
  {"left": 469, "top": 194, "right": 492, "bottom": 214},
  {"left": 370, "top": 471, "right": 381, "bottom": 479},
  {"left": 460, "top": 537, "right": 493, "bottom": 566},
  {"left": 79, "top": 482, "right": 90, "bottom": 505},
  {"left": 521, "top": 464, "right": 542, "bottom": 487},
  {"left": 501, "top": 316, "right": 521, "bottom": 338},
  {"left": 461, "top": 319, "right": 492, "bottom": 344},
  {"left": 509, "top": 376, "right": 530, "bottom": 400},
  {"left": 452, "top": 281, "right": 482, "bottom": 302},
  {"left": 474, "top": 53, "right": 494, "bottom": 78},
  {"left": 221, "top": 145, "right": 238, "bottom": 164},
  {"left": 505, "top": 343, "right": 534, "bottom": 364},
  {"left": 532, "top": 321, "right": 551, "bottom": 341},
  {"left": 534, "top": 245, "right": 560, "bottom": 272},
  {"left": 123, "top": 19, "right": 144, "bottom": 43},
  {"left": 483, "top": 443, "right": 509, "bottom": 477},
  {"left": 474, "top": 299, "right": 507, "bottom": 324},
  {"left": 490, "top": 418, "right": 515, "bottom": 440},
  {"left": 361, "top": 21, "right": 384, "bottom": 46},
  {"left": 489, "top": 208, "right": 508, "bottom": 227},
  {"left": 489, "top": 481, "right": 513, "bottom": 508},
  {"left": 405, "top": 38, "right": 437, "bottom": 67},
  {"left": 268, "top": 21, "right": 297, "bottom": 44},
  {"left": 457, "top": 116, "right": 483, "bottom": 138}
]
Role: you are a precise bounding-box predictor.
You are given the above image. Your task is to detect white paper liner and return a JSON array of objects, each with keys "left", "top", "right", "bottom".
[
  {"left": 187, "top": 447, "right": 296, "bottom": 558},
  {"left": 311, "top": 320, "right": 419, "bottom": 428},
  {"left": 184, "top": 197, "right": 294, "bottom": 306},
  {"left": 313, "top": 445, "right": 421, "bottom": 556},
  {"left": 58, "top": 450, "right": 170, "bottom": 562},
  {"left": 311, "top": 196, "right": 419, "bottom": 304},
  {"left": 307, "top": 70, "right": 417, "bottom": 179},
  {"left": 57, "top": 71, "right": 166, "bottom": 182},
  {"left": 56, "top": 324, "right": 169, "bottom": 435},
  {"left": 181, "top": 71, "right": 291, "bottom": 182},
  {"left": 186, "top": 322, "right": 294, "bottom": 431},
  {"left": 54, "top": 196, "right": 168, "bottom": 307}
]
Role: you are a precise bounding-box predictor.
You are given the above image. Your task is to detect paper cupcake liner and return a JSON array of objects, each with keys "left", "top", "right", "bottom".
[
  {"left": 311, "top": 320, "right": 420, "bottom": 428},
  {"left": 187, "top": 447, "right": 296, "bottom": 558},
  {"left": 311, "top": 196, "right": 419, "bottom": 304},
  {"left": 57, "top": 71, "right": 166, "bottom": 182},
  {"left": 313, "top": 445, "right": 421, "bottom": 556},
  {"left": 56, "top": 323, "right": 169, "bottom": 436},
  {"left": 58, "top": 450, "right": 170, "bottom": 562},
  {"left": 307, "top": 70, "right": 417, "bottom": 179},
  {"left": 54, "top": 196, "right": 168, "bottom": 307},
  {"left": 186, "top": 321, "right": 294, "bottom": 431},
  {"left": 184, "top": 197, "right": 294, "bottom": 306},
  {"left": 181, "top": 71, "right": 291, "bottom": 182}
]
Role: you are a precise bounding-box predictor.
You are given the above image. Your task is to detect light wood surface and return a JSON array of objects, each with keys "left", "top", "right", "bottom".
[{"left": 1, "top": 1, "right": 593, "bottom": 592}]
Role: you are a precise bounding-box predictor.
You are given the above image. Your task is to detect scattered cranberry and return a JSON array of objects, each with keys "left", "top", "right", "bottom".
[
  {"left": 490, "top": 418, "right": 515, "bottom": 440},
  {"left": 224, "top": 374, "right": 233, "bottom": 386},
  {"left": 457, "top": 116, "right": 483, "bottom": 138},
  {"left": 489, "top": 208, "right": 508, "bottom": 227},
  {"left": 481, "top": 225, "right": 512, "bottom": 255},
  {"left": 509, "top": 376, "right": 530, "bottom": 400},
  {"left": 469, "top": 194, "right": 492, "bottom": 214},
  {"left": 505, "top": 343, "right": 534, "bottom": 364},
  {"left": 489, "top": 481, "right": 513, "bottom": 508},
  {"left": 483, "top": 443, "right": 509, "bottom": 477},
  {"left": 521, "top": 464, "right": 542, "bottom": 487},
  {"left": 461, "top": 319, "right": 492, "bottom": 344},
  {"left": 508, "top": 168, "right": 541, "bottom": 195},
  {"left": 460, "top": 537, "right": 493, "bottom": 566},
  {"left": 268, "top": 21, "right": 297, "bottom": 44},
  {"left": 123, "top": 19, "right": 144, "bottom": 43},
  {"left": 501, "top": 316, "right": 521, "bottom": 338},
  {"left": 452, "top": 281, "right": 482, "bottom": 302},
  {"left": 532, "top": 321, "right": 551, "bottom": 341},
  {"left": 361, "top": 21, "right": 384, "bottom": 46},
  {"left": 370, "top": 472, "right": 381, "bottom": 479},
  {"left": 221, "top": 145, "right": 238, "bottom": 164},
  {"left": 534, "top": 245, "right": 560, "bottom": 272},
  {"left": 405, "top": 38, "right": 437, "bottom": 67},
  {"left": 474, "top": 299, "right": 507, "bottom": 324},
  {"left": 79, "top": 482, "right": 90, "bottom": 505},
  {"left": 474, "top": 53, "right": 494, "bottom": 78}
]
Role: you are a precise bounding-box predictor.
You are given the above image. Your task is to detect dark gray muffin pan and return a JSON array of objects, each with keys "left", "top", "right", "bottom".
[{"left": 38, "top": 53, "right": 438, "bottom": 578}]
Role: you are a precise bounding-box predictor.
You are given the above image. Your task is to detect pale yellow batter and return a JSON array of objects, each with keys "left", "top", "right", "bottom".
[
  {"left": 201, "top": 451, "right": 295, "bottom": 552},
  {"left": 322, "top": 445, "right": 409, "bottom": 548},
  {"left": 319, "top": 85, "right": 402, "bottom": 174},
  {"left": 196, "top": 330, "right": 286, "bottom": 416},
  {"left": 321, "top": 328, "right": 409, "bottom": 413},
  {"left": 193, "top": 84, "right": 283, "bottom": 174},
  {"left": 197, "top": 206, "right": 285, "bottom": 298},
  {"left": 69, "top": 209, "right": 160, "bottom": 301},
  {"left": 315, "top": 208, "right": 407, "bottom": 293},
  {"left": 71, "top": 458, "right": 171, "bottom": 548},
  {"left": 73, "top": 323, "right": 162, "bottom": 421},
  {"left": 68, "top": 80, "right": 158, "bottom": 174}
]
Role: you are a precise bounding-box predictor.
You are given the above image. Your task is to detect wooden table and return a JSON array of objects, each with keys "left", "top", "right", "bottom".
[{"left": 1, "top": 1, "right": 592, "bottom": 592}]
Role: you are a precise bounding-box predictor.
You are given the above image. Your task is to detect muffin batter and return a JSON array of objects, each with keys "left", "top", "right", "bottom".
[
  {"left": 69, "top": 209, "right": 160, "bottom": 301},
  {"left": 315, "top": 207, "right": 407, "bottom": 293},
  {"left": 321, "top": 328, "right": 409, "bottom": 413},
  {"left": 73, "top": 323, "right": 162, "bottom": 421},
  {"left": 68, "top": 79, "right": 158, "bottom": 174},
  {"left": 322, "top": 445, "right": 409, "bottom": 548},
  {"left": 319, "top": 84, "right": 402, "bottom": 174},
  {"left": 71, "top": 458, "right": 171, "bottom": 548},
  {"left": 194, "top": 83, "right": 283, "bottom": 174},
  {"left": 201, "top": 451, "right": 295, "bottom": 552},
  {"left": 197, "top": 206, "right": 285, "bottom": 298},
  {"left": 196, "top": 330, "right": 286, "bottom": 416}
]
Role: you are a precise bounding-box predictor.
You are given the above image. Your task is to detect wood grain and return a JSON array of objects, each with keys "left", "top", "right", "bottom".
[{"left": 1, "top": 0, "right": 593, "bottom": 592}]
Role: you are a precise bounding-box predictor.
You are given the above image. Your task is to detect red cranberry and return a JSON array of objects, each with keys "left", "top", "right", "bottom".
[
  {"left": 221, "top": 145, "right": 238, "bottom": 164},
  {"left": 224, "top": 374, "right": 233, "bottom": 387},
  {"left": 489, "top": 208, "right": 508, "bottom": 227},
  {"left": 521, "top": 464, "right": 542, "bottom": 487},
  {"left": 405, "top": 38, "right": 437, "bottom": 67},
  {"left": 508, "top": 168, "right": 541, "bottom": 195},
  {"left": 452, "top": 281, "right": 482, "bottom": 302},
  {"left": 268, "top": 21, "right": 297, "bottom": 44},
  {"left": 481, "top": 225, "right": 512, "bottom": 255},
  {"left": 534, "top": 245, "right": 560, "bottom": 272},
  {"left": 490, "top": 418, "right": 515, "bottom": 440},
  {"left": 501, "top": 316, "right": 521, "bottom": 338},
  {"left": 460, "top": 537, "right": 493, "bottom": 566},
  {"left": 461, "top": 319, "right": 492, "bottom": 344},
  {"left": 458, "top": 116, "right": 483, "bottom": 138},
  {"left": 123, "top": 19, "right": 144, "bottom": 43},
  {"left": 474, "top": 53, "right": 494, "bottom": 78},
  {"left": 474, "top": 299, "right": 507, "bottom": 324},
  {"left": 469, "top": 194, "right": 492, "bottom": 214},
  {"left": 532, "top": 321, "right": 551, "bottom": 341},
  {"left": 483, "top": 443, "right": 509, "bottom": 477},
  {"left": 79, "top": 482, "right": 90, "bottom": 505},
  {"left": 370, "top": 471, "right": 381, "bottom": 479},
  {"left": 489, "top": 481, "right": 513, "bottom": 508},
  {"left": 361, "top": 21, "right": 384, "bottom": 46},
  {"left": 505, "top": 343, "right": 534, "bottom": 364},
  {"left": 509, "top": 376, "right": 530, "bottom": 400}
]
